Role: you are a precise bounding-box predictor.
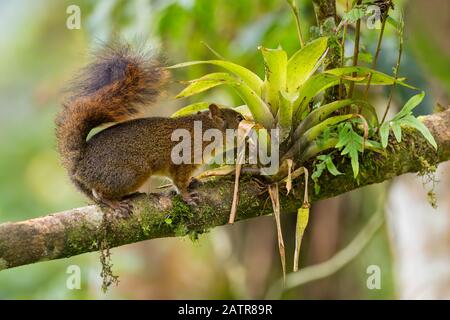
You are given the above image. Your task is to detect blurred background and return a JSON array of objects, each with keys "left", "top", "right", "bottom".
[{"left": 0, "top": 0, "right": 449, "bottom": 299}]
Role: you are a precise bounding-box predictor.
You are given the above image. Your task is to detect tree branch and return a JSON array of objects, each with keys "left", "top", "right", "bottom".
[
  {"left": 312, "top": 0, "right": 337, "bottom": 26},
  {"left": 0, "top": 109, "right": 449, "bottom": 271}
]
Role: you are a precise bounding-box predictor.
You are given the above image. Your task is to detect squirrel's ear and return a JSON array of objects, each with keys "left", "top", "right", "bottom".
[
  {"left": 208, "top": 104, "right": 225, "bottom": 128},
  {"left": 208, "top": 104, "right": 222, "bottom": 119}
]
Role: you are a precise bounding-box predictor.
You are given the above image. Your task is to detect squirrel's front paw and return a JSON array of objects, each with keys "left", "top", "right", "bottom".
[{"left": 182, "top": 191, "right": 200, "bottom": 206}]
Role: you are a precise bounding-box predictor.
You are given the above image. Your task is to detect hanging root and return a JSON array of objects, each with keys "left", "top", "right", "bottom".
[
  {"left": 417, "top": 156, "right": 439, "bottom": 209},
  {"left": 98, "top": 210, "right": 120, "bottom": 293}
]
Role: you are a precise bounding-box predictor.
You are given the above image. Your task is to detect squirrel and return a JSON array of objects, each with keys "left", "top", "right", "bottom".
[{"left": 55, "top": 43, "right": 244, "bottom": 213}]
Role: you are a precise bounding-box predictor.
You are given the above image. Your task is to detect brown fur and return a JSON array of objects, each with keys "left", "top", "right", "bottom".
[{"left": 55, "top": 43, "right": 243, "bottom": 207}]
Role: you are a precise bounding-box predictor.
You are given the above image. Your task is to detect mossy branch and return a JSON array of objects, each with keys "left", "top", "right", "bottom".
[
  {"left": 0, "top": 109, "right": 449, "bottom": 271},
  {"left": 312, "top": 0, "right": 341, "bottom": 101}
]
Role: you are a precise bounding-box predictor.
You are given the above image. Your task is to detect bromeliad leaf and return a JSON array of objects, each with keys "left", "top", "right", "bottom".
[
  {"left": 172, "top": 103, "right": 253, "bottom": 119},
  {"left": 175, "top": 73, "right": 230, "bottom": 98},
  {"left": 293, "top": 66, "right": 415, "bottom": 120},
  {"left": 326, "top": 66, "right": 416, "bottom": 89},
  {"left": 268, "top": 184, "right": 286, "bottom": 281},
  {"left": 293, "top": 73, "right": 341, "bottom": 119},
  {"left": 299, "top": 138, "right": 339, "bottom": 164},
  {"left": 294, "top": 99, "right": 378, "bottom": 140},
  {"left": 171, "top": 102, "right": 210, "bottom": 117},
  {"left": 229, "top": 120, "right": 256, "bottom": 224},
  {"left": 299, "top": 114, "right": 355, "bottom": 152},
  {"left": 175, "top": 72, "right": 273, "bottom": 127},
  {"left": 278, "top": 91, "right": 293, "bottom": 143},
  {"left": 299, "top": 137, "right": 384, "bottom": 165},
  {"left": 228, "top": 81, "right": 274, "bottom": 128},
  {"left": 287, "top": 37, "right": 328, "bottom": 93},
  {"left": 168, "top": 60, "right": 263, "bottom": 94},
  {"left": 260, "top": 46, "right": 287, "bottom": 114},
  {"left": 293, "top": 206, "right": 309, "bottom": 272}
]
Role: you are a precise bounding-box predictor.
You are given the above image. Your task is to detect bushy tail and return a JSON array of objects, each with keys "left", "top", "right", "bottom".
[{"left": 56, "top": 42, "right": 168, "bottom": 173}]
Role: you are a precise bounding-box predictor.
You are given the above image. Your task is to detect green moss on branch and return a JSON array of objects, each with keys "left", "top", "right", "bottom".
[{"left": 0, "top": 110, "right": 449, "bottom": 271}]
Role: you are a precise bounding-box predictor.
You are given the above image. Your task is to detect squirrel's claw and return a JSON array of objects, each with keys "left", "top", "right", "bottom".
[
  {"left": 93, "top": 190, "right": 134, "bottom": 219},
  {"left": 114, "top": 200, "right": 134, "bottom": 218}
]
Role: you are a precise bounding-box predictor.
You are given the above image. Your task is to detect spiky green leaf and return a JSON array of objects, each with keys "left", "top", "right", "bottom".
[
  {"left": 326, "top": 66, "right": 416, "bottom": 89},
  {"left": 174, "top": 72, "right": 273, "bottom": 127},
  {"left": 168, "top": 60, "right": 263, "bottom": 94},
  {"left": 287, "top": 37, "right": 328, "bottom": 93},
  {"left": 294, "top": 99, "right": 378, "bottom": 139},
  {"left": 278, "top": 91, "right": 293, "bottom": 143},
  {"left": 175, "top": 73, "right": 230, "bottom": 99},
  {"left": 171, "top": 102, "right": 210, "bottom": 117},
  {"left": 260, "top": 46, "right": 287, "bottom": 114}
]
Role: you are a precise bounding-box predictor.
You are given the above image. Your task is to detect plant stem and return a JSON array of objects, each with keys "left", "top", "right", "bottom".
[
  {"left": 311, "top": 0, "right": 340, "bottom": 102},
  {"left": 380, "top": 15, "right": 404, "bottom": 126},
  {"left": 339, "top": 0, "right": 349, "bottom": 99},
  {"left": 287, "top": 0, "right": 305, "bottom": 48},
  {"left": 364, "top": 14, "right": 388, "bottom": 99},
  {"left": 347, "top": 0, "right": 363, "bottom": 99}
]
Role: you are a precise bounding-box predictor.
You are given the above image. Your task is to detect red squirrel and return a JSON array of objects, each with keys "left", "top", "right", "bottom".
[{"left": 56, "top": 43, "right": 243, "bottom": 213}]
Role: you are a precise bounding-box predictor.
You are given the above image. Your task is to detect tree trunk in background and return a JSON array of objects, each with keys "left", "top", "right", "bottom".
[
  {"left": 387, "top": 163, "right": 450, "bottom": 299},
  {"left": 385, "top": 0, "right": 450, "bottom": 300}
]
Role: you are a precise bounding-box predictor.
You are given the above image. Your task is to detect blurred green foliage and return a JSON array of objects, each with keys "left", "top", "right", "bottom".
[{"left": 0, "top": 0, "right": 448, "bottom": 299}]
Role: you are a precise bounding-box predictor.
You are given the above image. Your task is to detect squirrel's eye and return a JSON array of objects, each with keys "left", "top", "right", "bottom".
[{"left": 237, "top": 115, "right": 244, "bottom": 122}]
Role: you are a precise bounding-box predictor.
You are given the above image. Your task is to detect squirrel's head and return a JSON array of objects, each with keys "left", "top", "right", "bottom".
[{"left": 208, "top": 104, "right": 245, "bottom": 130}]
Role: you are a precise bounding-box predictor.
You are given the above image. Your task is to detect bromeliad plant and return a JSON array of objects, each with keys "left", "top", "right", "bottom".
[
  {"left": 168, "top": 26, "right": 437, "bottom": 277},
  {"left": 169, "top": 37, "right": 419, "bottom": 176}
]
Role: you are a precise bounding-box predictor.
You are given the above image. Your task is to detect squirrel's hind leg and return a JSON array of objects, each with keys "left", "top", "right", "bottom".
[
  {"left": 92, "top": 190, "right": 133, "bottom": 218},
  {"left": 71, "top": 175, "right": 133, "bottom": 217}
]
